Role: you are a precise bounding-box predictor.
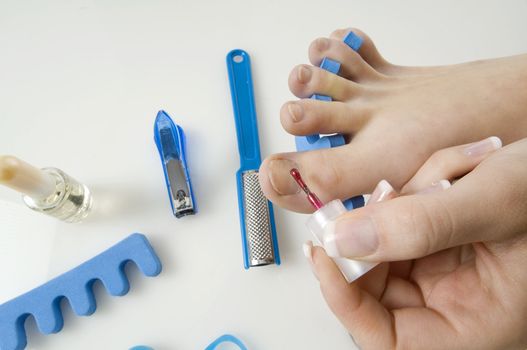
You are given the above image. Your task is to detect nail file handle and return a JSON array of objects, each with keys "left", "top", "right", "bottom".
[{"left": 226, "top": 49, "right": 261, "bottom": 171}]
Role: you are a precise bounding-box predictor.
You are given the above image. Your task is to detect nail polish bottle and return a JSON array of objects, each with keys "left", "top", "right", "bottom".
[
  {"left": 0, "top": 156, "right": 92, "bottom": 223},
  {"left": 306, "top": 199, "right": 377, "bottom": 282},
  {"left": 289, "top": 168, "right": 378, "bottom": 283}
]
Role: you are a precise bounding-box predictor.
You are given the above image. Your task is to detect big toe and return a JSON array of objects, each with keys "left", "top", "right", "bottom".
[{"left": 259, "top": 146, "right": 377, "bottom": 213}]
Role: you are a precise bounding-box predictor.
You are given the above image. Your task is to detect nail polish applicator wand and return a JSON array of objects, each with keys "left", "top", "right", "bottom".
[
  {"left": 290, "top": 168, "right": 377, "bottom": 282},
  {"left": 0, "top": 155, "right": 92, "bottom": 222}
]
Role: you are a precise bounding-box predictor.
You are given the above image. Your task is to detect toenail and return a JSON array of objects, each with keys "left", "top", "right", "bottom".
[
  {"left": 297, "top": 65, "right": 312, "bottom": 84},
  {"left": 268, "top": 159, "right": 301, "bottom": 195},
  {"left": 287, "top": 103, "right": 304, "bottom": 122},
  {"left": 315, "top": 38, "right": 330, "bottom": 52}
]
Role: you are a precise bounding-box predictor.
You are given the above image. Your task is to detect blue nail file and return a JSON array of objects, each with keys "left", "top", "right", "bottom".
[
  {"left": 154, "top": 110, "right": 196, "bottom": 218},
  {"left": 227, "top": 49, "right": 280, "bottom": 269},
  {"left": 0, "top": 233, "right": 162, "bottom": 350},
  {"left": 294, "top": 31, "right": 365, "bottom": 211}
]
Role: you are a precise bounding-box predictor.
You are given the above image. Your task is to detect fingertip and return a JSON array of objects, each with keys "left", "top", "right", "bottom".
[{"left": 489, "top": 136, "right": 503, "bottom": 149}]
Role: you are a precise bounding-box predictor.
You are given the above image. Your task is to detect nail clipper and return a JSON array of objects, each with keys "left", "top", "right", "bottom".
[{"left": 154, "top": 110, "right": 196, "bottom": 218}]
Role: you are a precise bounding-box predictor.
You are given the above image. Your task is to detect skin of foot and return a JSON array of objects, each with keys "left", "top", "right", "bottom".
[
  {"left": 305, "top": 137, "right": 527, "bottom": 350},
  {"left": 259, "top": 28, "right": 527, "bottom": 213}
]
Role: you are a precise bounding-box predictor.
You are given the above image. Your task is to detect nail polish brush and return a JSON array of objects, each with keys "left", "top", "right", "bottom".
[{"left": 290, "top": 168, "right": 377, "bottom": 282}]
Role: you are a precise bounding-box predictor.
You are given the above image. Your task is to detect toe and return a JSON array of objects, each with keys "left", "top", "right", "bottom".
[
  {"left": 288, "top": 64, "right": 361, "bottom": 100},
  {"left": 330, "top": 28, "right": 392, "bottom": 74},
  {"left": 280, "top": 99, "right": 370, "bottom": 136},
  {"left": 259, "top": 145, "right": 379, "bottom": 213},
  {"left": 308, "top": 37, "right": 382, "bottom": 82}
]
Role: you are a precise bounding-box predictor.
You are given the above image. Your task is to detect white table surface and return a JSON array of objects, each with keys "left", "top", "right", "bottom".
[{"left": 1, "top": 1, "right": 526, "bottom": 349}]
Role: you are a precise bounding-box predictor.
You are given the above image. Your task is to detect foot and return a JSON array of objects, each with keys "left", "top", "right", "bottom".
[{"left": 260, "top": 28, "right": 527, "bottom": 213}]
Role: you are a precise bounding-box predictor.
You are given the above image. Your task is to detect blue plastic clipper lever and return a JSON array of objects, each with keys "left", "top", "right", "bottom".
[
  {"left": 154, "top": 110, "right": 196, "bottom": 218},
  {"left": 227, "top": 49, "right": 280, "bottom": 269}
]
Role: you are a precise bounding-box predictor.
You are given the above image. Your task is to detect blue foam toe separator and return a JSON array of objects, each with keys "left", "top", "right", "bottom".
[
  {"left": 295, "top": 58, "right": 345, "bottom": 152},
  {"left": 343, "top": 195, "right": 366, "bottom": 211},
  {"left": 0, "top": 233, "right": 162, "bottom": 350},
  {"left": 343, "top": 31, "right": 364, "bottom": 51}
]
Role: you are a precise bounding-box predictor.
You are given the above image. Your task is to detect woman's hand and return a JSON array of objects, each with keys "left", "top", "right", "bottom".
[{"left": 305, "top": 137, "right": 527, "bottom": 350}]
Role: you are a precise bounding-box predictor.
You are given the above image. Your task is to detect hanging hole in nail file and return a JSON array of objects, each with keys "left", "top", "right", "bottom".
[{"left": 233, "top": 55, "right": 244, "bottom": 63}]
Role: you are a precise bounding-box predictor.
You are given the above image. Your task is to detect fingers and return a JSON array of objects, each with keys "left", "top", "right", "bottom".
[
  {"left": 402, "top": 137, "right": 502, "bottom": 193},
  {"left": 280, "top": 99, "right": 370, "bottom": 137},
  {"left": 308, "top": 245, "right": 396, "bottom": 350},
  {"left": 321, "top": 150, "right": 525, "bottom": 261}
]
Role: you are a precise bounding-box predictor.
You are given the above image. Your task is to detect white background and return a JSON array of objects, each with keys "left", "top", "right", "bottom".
[{"left": 1, "top": 1, "right": 526, "bottom": 349}]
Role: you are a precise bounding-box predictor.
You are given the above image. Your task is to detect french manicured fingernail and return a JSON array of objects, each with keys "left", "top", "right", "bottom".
[
  {"left": 303, "top": 241, "right": 318, "bottom": 279},
  {"left": 303, "top": 241, "right": 314, "bottom": 264},
  {"left": 267, "top": 159, "right": 301, "bottom": 195},
  {"left": 463, "top": 136, "right": 502, "bottom": 157},
  {"left": 297, "top": 65, "right": 313, "bottom": 84},
  {"left": 418, "top": 179, "right": 451, "bottom": 194},
  {"left": 315, "top": 37, "right": 330, "bottom": 51},
  {"left": 323, "top": 217, "right": 378, "bottom": 258},
  {"left": 287, "top": 103, "right": 304, "bottom": 123},
  {"left": 368, "top": 179, "right": 394, "bottom": 204}
]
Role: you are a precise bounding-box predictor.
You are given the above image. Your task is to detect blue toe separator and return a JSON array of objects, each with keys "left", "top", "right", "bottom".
[
  {"left": 294, "top": 31, "right": 365, "bottom": 209},
  {"left": 0, "top": 234, "right": 162, "bottom": 350}
]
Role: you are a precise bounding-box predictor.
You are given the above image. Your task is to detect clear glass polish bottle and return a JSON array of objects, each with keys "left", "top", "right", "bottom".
[
  {"left": 290, "top": 168, "right": 377, "bottom": 283},
  {"left": 306, "top": 199, "right": 377, "bottom": 283},
  {"left": 0, "top": 156, "right": 92, "bottom": 223}
]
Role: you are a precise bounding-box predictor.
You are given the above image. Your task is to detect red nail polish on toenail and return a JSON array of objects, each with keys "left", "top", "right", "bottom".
[
  {"left": 287, "top": 103, "right": 303, "bottom": 122},
  {"left": 297, "top": 65, "right": 312, "bottom": 84}
]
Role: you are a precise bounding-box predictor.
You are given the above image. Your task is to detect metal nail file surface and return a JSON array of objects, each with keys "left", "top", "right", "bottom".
[{"left": 226, "top": 49, "right": 280, "bottom": 268}]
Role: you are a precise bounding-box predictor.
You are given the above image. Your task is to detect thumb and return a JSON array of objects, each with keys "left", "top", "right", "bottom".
[{"left": 322, "top": 168, "right": 519, "bottom": 261}]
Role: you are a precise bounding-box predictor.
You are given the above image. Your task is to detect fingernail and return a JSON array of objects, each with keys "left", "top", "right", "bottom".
[
  {"left": 368, "top": 179, "right": 394, "bottom": 205},
  {"left": 267, "top": 159, "right": 301, "bottom": 195},
  {"left": 418, "top": 179, "right": 451, "bottom": 194},
  {"left": 303, "top": 241, "right": 319, "bottom": 280},
  {"left": 287, "top": 103, "right": 304, "bottom": 123},
  {"left": 297, "top": 65, "right": 312, "bottom": 84},
  {"left": 315, "top": 37, "right": 330, "bottom": 51},
  {"left": 323, "top": 217, "right": 378, "bottom": 258},
  {"left": 463, "top": 136, "right": 502, "bottom": 157},
  {"left": 303, "top": 241, "right": 314, "bottom": 264}
]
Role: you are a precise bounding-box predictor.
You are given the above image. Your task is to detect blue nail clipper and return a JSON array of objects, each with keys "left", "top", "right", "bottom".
[
  {"left": 295, "top": 31, "right": 365, "bottom": 211},
  {"left": 227, "top": 49, "right": 280, "bottom": 268},
  {"left": 154, "top": 110, "right": 196, "bottom": 218}
]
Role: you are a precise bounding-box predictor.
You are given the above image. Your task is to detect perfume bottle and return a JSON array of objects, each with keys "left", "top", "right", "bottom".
[{"left": 0, "top": 155, "right": 92, "bottom": 223}]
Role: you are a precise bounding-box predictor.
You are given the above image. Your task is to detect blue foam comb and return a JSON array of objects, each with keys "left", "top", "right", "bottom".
[{"left": 0, "top": 233, "right": 162, "bottom": 350}]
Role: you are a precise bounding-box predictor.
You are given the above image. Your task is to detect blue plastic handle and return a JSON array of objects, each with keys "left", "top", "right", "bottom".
[{"left": 226, "top": 50, "right": 262, "bottom": 171}]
